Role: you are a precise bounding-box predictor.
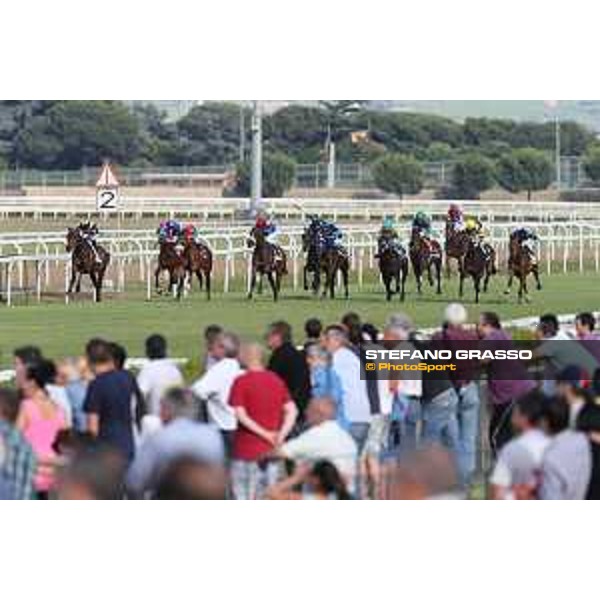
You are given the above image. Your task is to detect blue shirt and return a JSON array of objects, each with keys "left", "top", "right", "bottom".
[
  {"left": 84, "top": 370, "right": 136, "bottom": 461},
  {"left": 66, "top": 379, "right": 88, "bottom": 433},
  {"left": 311, "top": 365, "right": 349, "bottom": 430}
]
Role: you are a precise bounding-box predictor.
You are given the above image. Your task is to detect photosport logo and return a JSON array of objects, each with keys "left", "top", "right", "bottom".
[{"left": 360, "top": 339, "right": 540, "bottom": 381}]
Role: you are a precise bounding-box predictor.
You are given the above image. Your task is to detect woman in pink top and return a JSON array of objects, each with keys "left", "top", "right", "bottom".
[{"left": 17, "top": 359, "right": 67, "bottom": 498}]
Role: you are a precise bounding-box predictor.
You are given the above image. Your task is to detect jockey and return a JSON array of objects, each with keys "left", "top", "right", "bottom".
[
  {"left": 255, "top": 213, "right": 278, "bottom": 244},
  {"left": 447, "top": 203, "right": 464, "bottom": 231},
  {"left": 79, "top": 221, "right": 102, "bottom": 263},
  {"left": 412, "top": 211, "right": 434, "bottom": 238},
  {"left": 182, "top": 223, "right": 199, "bottom": 244},
  {"left": 377, "top": 216, "right": 403, "bottom": 256},
  {"left": 319, "top": 219, "right": 343, "bottom": 250},
  {"left": 511, "top": 226, "right": 538, "bottom": 244},
  {"left": 157, "top": 219, "right": 182, "bottom": 244},
  {"left": 464, "top": 215, "right": 484, "bottom": 237}
]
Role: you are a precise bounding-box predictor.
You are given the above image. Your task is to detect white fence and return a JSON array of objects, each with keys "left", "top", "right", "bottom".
[
  {"left": 1, "top": 221, "right": 600, "bottom": 306},
  {"left": 3, "top": 196, "right": 600, "bottom": 222}
]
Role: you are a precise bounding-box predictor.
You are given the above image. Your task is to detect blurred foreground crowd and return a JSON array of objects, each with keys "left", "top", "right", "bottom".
[{"left": 2, "top": 307, "right": 600, "bottom": 500}]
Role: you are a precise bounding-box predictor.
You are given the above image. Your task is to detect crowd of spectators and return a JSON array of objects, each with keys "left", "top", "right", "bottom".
[{"left": 2, "top": 308, "right": 600, "bottom": 500}]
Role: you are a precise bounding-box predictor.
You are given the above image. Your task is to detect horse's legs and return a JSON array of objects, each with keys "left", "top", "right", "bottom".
[
  {"left": 89, "top": 271, "right": 99, "bottom": 302},
  {"left": 533, "top": 267, "right": 542, "bottom": 291},
  {"left": 67, "top": 269, "right": 77, "bottom": 295},
  {"left": 75, "top": 272, "right": 83, "bottom": 294},
  {"left": 383, "top": 273, "right": 392, "bottom": 301},
  {"left": 329, "top": 269, "right": 336, "bottom": 299},
  {"left": 266, "top": 271, "right": 278, "bottom": 302},
  {"left": 303, "top": 265, "right": 309, "bottom": 291},
  {"left": 247, "top": 270, "right": 257, "bottom": 299},
  {"left": 435, "top": 259, "right": 442, "bottom": 294},
  {"left": 459, "top": 269, "right": 465, "bottom": 298},
  {"left": 414, "top": 264, "right": 422, "bottom": 295},
  {"left": 400, "top": 265, "right": 407, "bottom": 302},
  {"left": 504, "top": 273, "right": 513, "bottom": 295},
  {"left": 205, "top": 270, "right": 211, "bottom": 300},
  {"left": 313, "top": 270, "right": 320, "bottom": 295},
  {"left": 154, "top": 266, "right": 162, "bottom": 294},
  {"left": 196, "top": 270, "right": 203, "bottom": 291},
  {"left": 342, "top": 265, "right": 349, "bottom": 299},
  {"left": 474, "top": 275, "right": 481, "bottom": 304},
  {"left": 257, "top": 274, "right": 264, "bottom": 295}
]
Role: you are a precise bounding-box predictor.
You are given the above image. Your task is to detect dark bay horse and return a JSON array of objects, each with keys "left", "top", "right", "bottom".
[
  {"left": 247, "top": 227, "right": 287, "bottom": 301},
  {"left": 409, "top": 231, "right": 442, "bottom": 295},
  {"left": 182, "top": 239, "right": 213, "bottom": 300},
  {"left": 66, "top": 227, "right": 110, "bottom": 302},
  {"left": 505, "top": 237, "right": 542, "bottom": 303},
  {"left": 445, "top": 223, "right": 471, "bottom": 275},
  {"left": 460, "top": 239, "right": 497, "bottom": 303},
  {"left": 302, "top": 228, "right": 349, "bottom": 299},
  {"left": 377, "top": 240, "right": 409, "bottom": 302},
  {"left": 155, "top": 241, "right": 186, "bottom": 300}
]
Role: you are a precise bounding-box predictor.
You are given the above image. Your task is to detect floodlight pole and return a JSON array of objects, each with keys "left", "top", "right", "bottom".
[{"left": 250, "top": 101, "right": 262, "bottom": 215}]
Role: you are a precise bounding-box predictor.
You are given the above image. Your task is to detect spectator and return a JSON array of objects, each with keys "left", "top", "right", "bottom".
[
  {"left": 137, "top": 334, "right": 184, "bottom": 416},
  {"left": 266, "top": 460, "right": 352, "bottom": 500},
  {"left": 203, "top": 324, "right": 224, "bottom": 371},
  {"left": 55, "top": 444, "right": 127, "bottom": 500},
  {"left": 538, "top": 395, "right": 591, "bottom": 500},
  {"left": 489, "top": 390, "right": 549, "bottom": 500},
  {"left": 277, "top": 397, "right": 357, "bottom": 486},
  {"left": 324, "top": 325, "right": 371, "bottom": 452},
  {"left": 13, "top": 346, "right": 42, "bottom": 390},
  {"left": 83, "top": 339, "right": 136, "bottom": 462},
  {"left": 361, "top": 323, "right": 380, "bottom": 343},
  {"left": 556, "top": 365, "right": 591, "bottom": 427},
  {"left": 432, "top": 303, "right": 480, "bottom": 486},
  {"left": 576, "top": 402, "right": 600, "bottom": 500},
  {"left": 153, "top": 456, "right": 228, "bottom": 500},
  {"left": 266, "top": 321, "right": 311, "bottom": 417},
  {"left": 478, "top": 311, "right": 536, "bottom": 454},
  {"left": 58, "top": 358, "right": 91, "bottom": 433},
  {"left": 229, "top": 342, "right": 298, "bottom": 500},
  {"left": 534, "top": 313, "right": 598, "bottom": 395},
  {"left": 192, "top": 331, "right": 243, "bottom": 453},
  {"left": 126, "top": 387, "right": 225, "bottom": 497},
  {"left": 305, "top": 343, "right": 347, "bottom": 430},
  {"left": 17, "top": 359, "right": 67, "bottom": 498},
  {"left": 575, "top": 312, "right": 600, "bottom": 362},
  {"left": 0, "top": 388, "right": 36, "bottom": 499},
  {"left": 341, "top": 312, "right": 363, "bottom": 349},
  {"left": 303, "top": 317, "right": 323, "bottom": 349},
  {"left": 46, "top": 362, "right": 73, "bottom": 429}
]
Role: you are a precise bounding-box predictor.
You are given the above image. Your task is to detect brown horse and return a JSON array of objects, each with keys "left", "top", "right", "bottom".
[
  {"left": 155, "top": 241, "right": 186, "bottom": 300},
  {"left": 182, "top": 238, "right": 213, "bottom": 300},
  {"left": 460, "top": 239, "right": 496, "bottom": 303},
  {"left": 302, "top": 226, "right": 349, "bottom": 299},
  {"left": 66, "top": 226, "right": 110, "bottom": 302},
  {"left": 505, "top": 236, "right": 542, "bottom": 303},
  {"left": 409, "top": 230, "right": 442, "bottom": 295},
  {"left": 445, "top": 222, "right": 471, "bottom": 276},
  {"left": 377, "top": 239, "right": 408, "bottom": 302},
  {"left": 247, "top": 227, "right": 287, "bottom": 301}
]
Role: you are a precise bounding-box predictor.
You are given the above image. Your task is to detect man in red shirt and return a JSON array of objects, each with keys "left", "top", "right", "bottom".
[{"left": 229, "top": 342, "right": 298, "bottom": 499}]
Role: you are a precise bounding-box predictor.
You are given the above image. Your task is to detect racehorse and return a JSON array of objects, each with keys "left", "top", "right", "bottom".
[
  {"left": 302, "top": 227, "right": 349, "bottom": 299},
  {"left": 409, "top": 230, "right": 442, "bottom": 295},
  {"left": 155, "top": 240, "right": 186, "bottom": 300},
  {"left": 460, "top": 239, "right": 497, "bottom": 303},
  {"left": 247, "top": 226, "right": 287, "bottom": 301},
  {"left": 445, "top": 222, "right": 471, "bottom": 276},
  {"left": 182, "top": 238, "right": 213, "bottom": 300},
  {"left": 65, "top": 226, "right": 111, "bottom": 302},
  {"left": 377, "top": 240, "right": 409, "bottom": 302},
  {"left": 505, "top": 236, "right": 542, "bottom": 303}
]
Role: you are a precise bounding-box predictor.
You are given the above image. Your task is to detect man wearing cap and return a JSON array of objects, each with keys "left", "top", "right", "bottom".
[{"left": 556, "top": 365, "right": 591, "bottom": 428}]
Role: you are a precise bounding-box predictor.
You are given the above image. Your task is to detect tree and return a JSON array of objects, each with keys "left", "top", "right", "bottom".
[
  {"left": 497, "top": 148, "right": 553, "bottom": 200},
  {"left": 451, "top": 154, "right": 496, "bottom": 199},
  {"left": 234, "top": 152, "right": 296, "bottom": 197},
  {"left": 12, "top": 101, "right": 142, "bottom": 169},
  {"left": 583, "top": 146, "right": 600, "bottom": 186},
  {"left": 372, "top": 154, "right": 424, "bottom": 198}
]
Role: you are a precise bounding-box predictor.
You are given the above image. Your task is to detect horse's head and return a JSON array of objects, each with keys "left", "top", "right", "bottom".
[
  {"left": 66, "top": 227, "right": 81, "bottom": 252},
  {"left": 247, "top": 226, "right": 265, "bottom": 249},
  {"left": 521, "top": 238, "right": 537, "bottom": 259}
]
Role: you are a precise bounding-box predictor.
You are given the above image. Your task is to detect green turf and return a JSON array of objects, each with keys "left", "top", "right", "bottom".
[{"left": 1, "top": 270, "right": 598, "bottom": 373}]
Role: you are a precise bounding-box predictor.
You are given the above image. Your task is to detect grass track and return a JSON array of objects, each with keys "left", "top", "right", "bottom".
[{"left": 0, "top": 272, "right": 598, "bottom": 372}]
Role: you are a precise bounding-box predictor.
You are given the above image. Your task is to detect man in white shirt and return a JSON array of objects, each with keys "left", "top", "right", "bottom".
[
  {"left": 324, "top": 325, "right": 371, "bottom": 452},
  {"left": 192, "top": 332, "right": 243, "bottom": 452},
  {"left": 489, "top": 390, "right": 550, "bottom": 499},
  {"left": 278, "top": 396, "right": 357, "bottom": 486},
  {"left": 137, "top": 335, "right": 184, "bottom": 416}
]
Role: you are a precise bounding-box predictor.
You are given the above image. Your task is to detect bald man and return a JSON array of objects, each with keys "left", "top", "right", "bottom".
[
  {"left": 278, "top": 396, "right": 358, "bottom": 487},
  {"left": 229, "top": 342, "right": 298, "bottom": 499}
]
